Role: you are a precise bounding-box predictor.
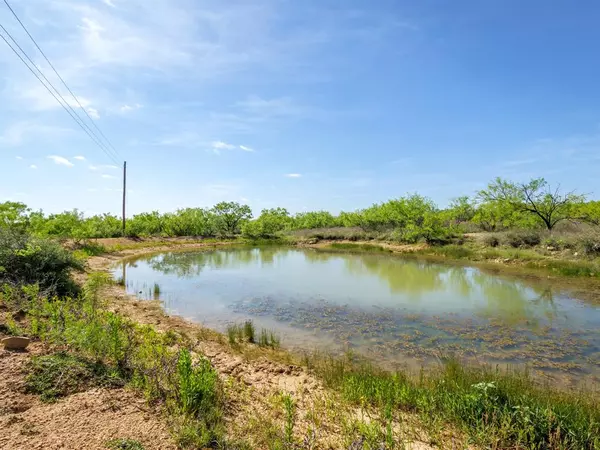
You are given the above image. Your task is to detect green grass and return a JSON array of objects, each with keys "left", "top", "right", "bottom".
[
  {"left": 106, "top": 438, "right": 145, "bottom": 450},
  {"left": 328, "top": 242, "right": 391, "bottom": 253},
  {"left": 25, "top": 352, "right": 124, "bottom": 402},
  {"left": 307, "top": 354, "right": 600, "bottom": 449},
  {"left": 226, "top": 320, "right": 256, "bottom": 345},
  {"left": 258, "top": 329, "right": 281, "bottom": 348},
  {"left": 153, "top": 283, "right": 161, "bottom": 295}
]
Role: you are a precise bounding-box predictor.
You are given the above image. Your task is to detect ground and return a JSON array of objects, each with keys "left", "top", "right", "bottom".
[{"left": 0, "top": 341, "right": 176, "bottom": 450}]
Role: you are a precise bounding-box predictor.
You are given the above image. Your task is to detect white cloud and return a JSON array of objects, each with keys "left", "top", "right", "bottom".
[
  {"left": 1, "top": 122, "right": 73, "bottom": 146},
  {"left": 16, "top": 156, "right": 23, "bottom": 160},
  {"left": 102, "top": 0, "right": 116, "bottom": 7},
  {"left": 119, "top": 103, "right": 142, "bottom": 113},
  {"left": 285, "top": 173, "right": 302, "bottom": 178},
  {"left": 211, "top": 141, "right": 236, "bottom": 150},
  {"left": 29, "top": 164, "right": 38, "bottom": 169},
  {"left": 101, "top": 174, "right": 116, "bottom": 179},
  {"left": 90, "top": 164, "right": 118, "bottom": 171},
  {"left": 74, "top": 156, "right": 86, "bottom": 161},
  {"left": 47, "top": 155, "right": 74, "bottom": 167},
  {"left": 87, "top": 107, "right": 100, "bottom": 119},
  {"left": 239, "top": 145, "right": 254, "bottom": 152}
]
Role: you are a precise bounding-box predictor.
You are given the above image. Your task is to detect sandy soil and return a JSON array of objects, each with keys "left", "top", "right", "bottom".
[{"left": 0, "top": 341, "right": 176, "bottom": 450}]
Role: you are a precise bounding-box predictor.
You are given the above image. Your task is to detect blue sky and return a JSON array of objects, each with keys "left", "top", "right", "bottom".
[{"left": 1, "top": 0, "right": 600, "bottom": 216}]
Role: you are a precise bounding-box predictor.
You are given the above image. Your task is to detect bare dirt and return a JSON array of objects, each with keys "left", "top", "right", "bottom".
[{"left": 0, "top": 340, "right": 176, "bottom": 450}]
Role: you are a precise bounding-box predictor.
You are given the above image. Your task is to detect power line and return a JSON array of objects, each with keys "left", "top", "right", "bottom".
[
  {"left": 2, "top": 0, "right": 122, "bottom": 163},
  {"left": 0, "top": 27, "right": 121, "bottom": 166}
]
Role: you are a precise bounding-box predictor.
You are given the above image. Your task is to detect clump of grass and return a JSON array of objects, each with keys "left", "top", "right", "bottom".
[
  {"left": 282, "top": 393, "right": 296, "bottom": 447},
  {"left": 74, "top": 240, "right": 107, "bottom": 257},
  {"left": 329, "top": 242, "right": 390, "bottom": 253},
  {"left": 175, "top": 349, "right": 223, "bottom": 447},
  {"left": 106, "top": 438, "right": 145, "bottom": 450},
  {"left": 258, "top": 329, "right": 281, "bottom": 348},
  {"left": 243, "top": 320, "right": 255, "bottom": 343},
  {"left": 153, "top": 283, "right": 161, "bottom": 296},
  {"left": 226, "top": 320, "right": 256, "bottom": 345},
  {"left": 308, "top": 355, "right": 600, "bottom": 449},
  {"left": 25, "top": 352, "right": 123, "bottom": 402}
]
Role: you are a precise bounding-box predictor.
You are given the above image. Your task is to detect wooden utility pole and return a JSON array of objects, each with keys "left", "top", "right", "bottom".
[{"left": 122, "top": 161, "right": 127, "bottom": 235}]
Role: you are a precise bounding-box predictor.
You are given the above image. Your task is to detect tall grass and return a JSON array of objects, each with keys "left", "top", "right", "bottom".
[
  {"left": 0, "top": 275, "right": 227, "bottom": 449},
  {"left": 308, "top": 355, "right": 600, "bottom": 449}
]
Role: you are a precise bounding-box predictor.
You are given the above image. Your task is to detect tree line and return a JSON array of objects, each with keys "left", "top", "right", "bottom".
[{"left": 2, "top": 177, "right": 599, "bottom": 242}]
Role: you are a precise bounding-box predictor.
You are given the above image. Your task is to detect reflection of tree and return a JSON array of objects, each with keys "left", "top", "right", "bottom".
[
  {"left": 137, "top": 247, "right": 289, "bottom": 278},
  {"left": 343, "top": 255, "right": 446, "bottom": 297},
  {"left": 470, "top": 272, "right": 557, "bottom": 325}
]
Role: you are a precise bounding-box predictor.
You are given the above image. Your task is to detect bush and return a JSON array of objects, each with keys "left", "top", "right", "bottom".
[
  {"left": 579, "top": 234, "right": 600, "bottom": 256},
  {"left": 483, "top": 234, "right": 500, "bottom": 247},
  {"left": 504, "top": 230, "right": 542, "bottom": 248},
  {"left": 25, "top": 352, "right": 123, "bottom": 402},
  {"left": 0, "top": 228, "right": 83, "bottom": 296}
]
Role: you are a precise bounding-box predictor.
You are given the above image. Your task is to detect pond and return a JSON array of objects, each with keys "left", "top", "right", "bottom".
[{"left": 112, "top": 247, "right": 600, "bottom": 386}]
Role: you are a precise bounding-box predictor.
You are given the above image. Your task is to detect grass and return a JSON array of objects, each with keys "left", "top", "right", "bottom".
[
  {"left": 307, "top": 354, "right": 600, "bottom": 449},
  {"left": 153, "top": 282, "right": 161, "bottom": 296},
  {"left": 25, "top": 352, "right": 124, "bottom": 402},
  {"left": 1, "top": 275, "right": 230, "bottom": 449},
  {"left": 106, "top": 439, "right": 145, "bottom": 450},
  {"left": 328, "top": 242, "right": 392, "bottom": 253},
  {"left": 227, "top": 321, "right": 281, "bottom": 349}
]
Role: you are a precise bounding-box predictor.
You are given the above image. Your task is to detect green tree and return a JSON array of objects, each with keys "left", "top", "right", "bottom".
[
  {"left": 242, "top": 207, "right": 291, "bottom": 237},
  {"left": 478, "top": 178, "right": 584, "bottom": 230},
  {"left": 0, "top": 201, "right": 30, "bottom": 230},
  {"left": 446, "top": 196, "right": 476, "bottom": 223},
  {"left": 211, "top": 202, "right": 252, "bottom": 235}
]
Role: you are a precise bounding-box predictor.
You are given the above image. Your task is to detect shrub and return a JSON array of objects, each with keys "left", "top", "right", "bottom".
[
  {"left": 579, "top": 234, "right": 600, "bottom": 256},
  {"left": 504, "top": 230, "right": 542, "bottom": 248},
  {"left": 483, "top": 234, "right": 500, "bottom": 247},
  {"left": 25, "top": 352, "right": 123, "bottom": 402},
  {"left": 0, "top": 228, "right": 83, "bottom": 296}
]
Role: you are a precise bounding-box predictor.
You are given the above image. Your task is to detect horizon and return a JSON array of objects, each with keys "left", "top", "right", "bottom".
[{"left": 1, "top": 0, "right": 600, "bottom": 216}]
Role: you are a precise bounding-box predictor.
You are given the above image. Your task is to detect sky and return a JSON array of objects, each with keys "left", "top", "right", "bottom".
[{"left": 1, "top": 0, "right": 600, "bottom": 217}]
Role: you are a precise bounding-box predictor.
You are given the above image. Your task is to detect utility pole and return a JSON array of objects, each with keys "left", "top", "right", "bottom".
[{"left": 122, "top": 161, "right": 127, "bottom": 236}]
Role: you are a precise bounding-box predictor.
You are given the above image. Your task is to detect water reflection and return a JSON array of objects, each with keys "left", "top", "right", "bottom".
[{"left": 114, "top": 247, "right": 600, "bottom": 384}]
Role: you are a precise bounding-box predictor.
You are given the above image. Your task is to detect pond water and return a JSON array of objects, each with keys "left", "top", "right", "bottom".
[{"left": 112, "top": 247, "right": 600, "bottom": 385}]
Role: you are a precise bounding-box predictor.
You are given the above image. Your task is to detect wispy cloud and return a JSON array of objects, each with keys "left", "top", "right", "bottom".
[
  {"left": 211, "top": 141, "right": 236, "bottom": 151},
  {"left": 90, "top": 164, "right": 119, "bottom": 171},
  {"left": 47, "top": 155, "right": 74, "bottom": 167},
  {"left": 16, "top": 156, "right": 23, "bottom": 160},
  {"left": 119, "top": 103, "right": 142, "bottom": 113},
  {"left": 101, "top": 174, "right": 116, "bottom": 179},
  {"left": 285, "top": 173, "right": 302, "bottom": 178},
  {"left": 74, "top": 156, "right": 86, "bottom": 161},
  {"left": 239, "top": 145, "right": 254, "bottom": 152},
  {"left": 29, "top": 164, "right": 37, "bottom": 169}
]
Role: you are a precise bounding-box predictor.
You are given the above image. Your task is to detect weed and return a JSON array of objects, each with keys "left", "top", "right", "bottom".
[
  {"left": 259, "top": 329, "right": 281, "bottom": 348},
  {"left": 106, "top": 438, "right": 145, "bottom": 450},
  {"left": 329, "top": 242, "right": 391, "bottom": 253},
  {"left": 25, "top": 352, "right": 123, "bottom": 402},
  {"left": 153, "top": 283, "right": 161, "bottom": 296},
  {"left": 282, "top": 393, "right": 296, "bottom": 448},
  {"left": 483, "top": 234, "right": 500, "bottom": 247},
  {"left": 243, "top": 320, "right": 255, "bottom": 343}
]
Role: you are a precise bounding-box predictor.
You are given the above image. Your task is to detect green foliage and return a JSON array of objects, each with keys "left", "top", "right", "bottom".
[
  {"left": 258, "top": 329, "right": 281, "bottom": 348},
  {"left": 106, "top": 439, "right": 145, "bottom": 450},
  {"left": 226, "top": 320, "right": 256, "bottom": 344},
  {"left": 329, "top": 243, "right": 391, "bottom": 253},
  {"left": 292, "top": 211, "right": 339, "bottom": 230},
  {"left": 446, "top": 196, "right": 476, "bottom": 224},
  {"left": 242, "top": 208, "right": 292, "bottom": 238},
  {"left": 0, "top": 228, "right": 83, "bottom": 296},
  {"left": 0, "top": 201, "right": 31, "bottom": 231},
  {"left": 211, "top": 202, "right": 252, "bottom": 236},
  {"left": 177, "top": 349, "right": 220, "bottom": 417},
  {"left": 25, "top": 352, "right": 123, "bottom": 402},
  {"left": 479, "top": 177, "right": 585, "bottom": 230},
  {"left": 311, "top": 356, "right": 600, "bottom": 449}
]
